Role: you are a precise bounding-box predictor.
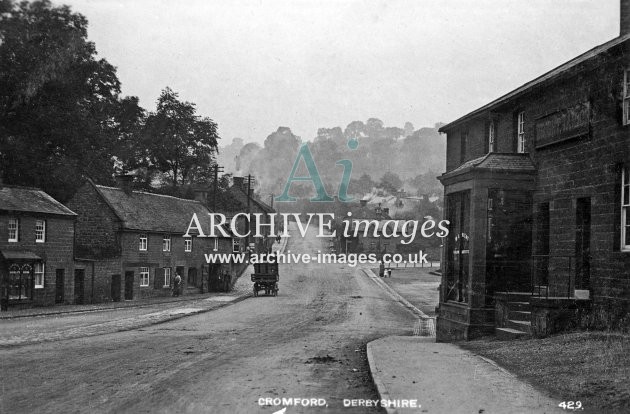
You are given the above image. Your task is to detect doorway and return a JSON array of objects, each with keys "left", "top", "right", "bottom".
[
  {"left": 74, "top": 269, "right": 85, "bottom": 305},
  {"left": 575, "top": 197, "right": 591, "bottom": 290},
  {"left": 111, "top": 274, "right": 121, "bottom": 302},
  {"left": 124, "top": 271, "right": 134, "bottom": 300},
  {"left": 55, "top": 269, "right": 65, "bottom": 304},
  {"left": 187, "top": 268, "right": 198, "bottom": 289}
]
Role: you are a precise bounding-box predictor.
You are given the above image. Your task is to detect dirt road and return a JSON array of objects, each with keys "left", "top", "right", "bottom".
[{"left": 0, "top": 225, "right": 417, "bottom": 414}]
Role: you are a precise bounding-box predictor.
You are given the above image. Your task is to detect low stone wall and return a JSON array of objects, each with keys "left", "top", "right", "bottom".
[{"left": 530, "top": 298, "right": 591, "bottom": 338}]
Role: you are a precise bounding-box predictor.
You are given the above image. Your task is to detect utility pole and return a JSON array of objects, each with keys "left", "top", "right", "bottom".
[
  {"left": 212, "top": 164, "right": 224, "bottom": 212},
  {"left": 245, "top": 175, "right": 256, "bottom": 249}
]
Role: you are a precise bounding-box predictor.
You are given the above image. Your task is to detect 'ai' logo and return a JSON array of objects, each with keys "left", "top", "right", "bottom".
[{"left": 275, "top": 138, "right": 358, "bottom": 203}]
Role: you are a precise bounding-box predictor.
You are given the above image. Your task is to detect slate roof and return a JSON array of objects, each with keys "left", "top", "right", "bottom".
[
  {"left": 225, "top": 186, "right": 275, "bottom": 214},
  {"left": 0, "top": 185, "right": 76, "bottom": 216},
  {"left": 440, "top": 33, "right": 630, "bottom": 132},
  {"left": 94, "top": 185, "right": 211, "bottom": 234},
  {"left": 441, "top": 153, "right": 536, "bottom": 179}
]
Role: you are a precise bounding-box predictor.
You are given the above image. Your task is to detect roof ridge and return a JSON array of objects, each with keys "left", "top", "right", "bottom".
[
  {"left": 0, "top": 184, "right": 44, "bottom": 191},
  {"left": 96, "top": 185, "right": 202, "bottom": 204}
]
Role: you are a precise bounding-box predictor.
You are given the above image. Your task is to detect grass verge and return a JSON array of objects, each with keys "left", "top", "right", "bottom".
[{"left": 459, "top": 331, "right": 630, "bottom": 412}]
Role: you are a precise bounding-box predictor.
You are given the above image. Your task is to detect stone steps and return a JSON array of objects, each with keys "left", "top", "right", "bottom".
[
  {"left": 495, "top": 294, "right": 533, "bottom": 340},
  {"left": 496, "top": 327, "right": 530, "bottom": 340}
]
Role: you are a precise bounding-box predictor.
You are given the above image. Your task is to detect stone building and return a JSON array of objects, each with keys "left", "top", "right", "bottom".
[
  {"left": 66, "top": 177, "right": 232, "bottom": 302},
  {"left": 0, "top": 185, "right": 76, "bottom": 310},
  {"left": 436, "top": 1, "right": 630, "bottom": 340}
]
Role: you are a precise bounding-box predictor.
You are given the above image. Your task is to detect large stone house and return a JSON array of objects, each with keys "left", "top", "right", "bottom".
[
  {"left": 66, "top": 176, "right": 234, "bottom": 302},
  {"left": 436, "top": 1, "right": 630, "bottom": 341},
  {"left": 0, "top": 185, "right": 76, "bottom": 310}
]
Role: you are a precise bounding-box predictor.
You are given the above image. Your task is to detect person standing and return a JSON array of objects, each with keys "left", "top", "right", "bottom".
[{"left": 173, "top": 272, "right": 182, "bottom": 297}]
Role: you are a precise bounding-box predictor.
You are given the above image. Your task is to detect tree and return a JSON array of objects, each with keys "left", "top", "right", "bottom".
[
  {"left": 0, "top": 0, "right": 141, "bottom": 201},
  {"left": 379, "top": 171, "right": 403, "bottom": 194},
  {"left": 144, "top": 87, "right": 219, "bottom": 187},
  {"left": 349, "top": 173, "right": 376, "bottom": 196}
]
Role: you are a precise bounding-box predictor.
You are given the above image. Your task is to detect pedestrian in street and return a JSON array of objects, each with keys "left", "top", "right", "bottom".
[
  {"left": 379, "top": 262, "right": 385, "bottom": 277},
  {"left": 173, "top": 272, "right": 182, "bottom": 297},
  {"left": 223, "top": 271, "right": 231, "bottom": 292}
]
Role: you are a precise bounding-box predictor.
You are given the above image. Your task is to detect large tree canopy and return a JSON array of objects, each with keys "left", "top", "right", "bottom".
[
  {"left": 0, "top": 0, "right": 142, "bottom": 201},
  {"left": 143, "top": 87, "right": 220, "bottom": 187}
]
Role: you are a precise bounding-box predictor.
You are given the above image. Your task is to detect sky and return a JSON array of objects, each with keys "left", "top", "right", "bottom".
[{"left": 58, "top": 0, "right": 620, "bottom": 145}]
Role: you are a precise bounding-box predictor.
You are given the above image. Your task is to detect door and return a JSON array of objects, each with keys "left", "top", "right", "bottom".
[
  {"left": 187, "top": 268, "right": 198, "bottom": 289},
  {"left": 446, "top": 191, "right": 470, "bottom": 302},
  {"left": 74, "top": 269, "right": 85, "bottom": 305},
  {"left": 111, "top": 274, "right": 121, "bottom": 302},
  {"left": 575, "top": 197, "right": 591, "bottom": 290},
  {"left": 55, "top": 269, "right": 65, "bottom": 304},
  {"left": 124, "top": 271, "right": 134, "bottom": 300}
]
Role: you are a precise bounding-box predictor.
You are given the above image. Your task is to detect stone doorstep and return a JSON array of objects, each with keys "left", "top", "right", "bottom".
[
  {"left": 507, "top": 319, "right": 532, "bottom": 334},
  {"left": 495, "top": 327, "right": 531, "bottom": 340},
  {"left": 508, "top": 310, "right": 531, "bottom": 320},
  {"left": 506, "top": 301, "right": 531, "bottom": 311}
]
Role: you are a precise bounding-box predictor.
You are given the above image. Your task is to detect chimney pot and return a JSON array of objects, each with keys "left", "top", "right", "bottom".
[
  {"left": 194, "top": 187, "right": 208, "bottom": 204},
  {"left": 233, "top": 176, "right": 245, "bottom": 189},
  {"left": 622, "top": 0, "right": 630, "bottom": 36},
  {"left": 115, "top": 174, "right": 134, "bottom": 195}
]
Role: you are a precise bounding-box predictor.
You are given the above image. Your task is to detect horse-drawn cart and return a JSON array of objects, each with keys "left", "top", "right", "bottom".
[{"left": 251, "top": 262, "right": 279, "bottom": 297}]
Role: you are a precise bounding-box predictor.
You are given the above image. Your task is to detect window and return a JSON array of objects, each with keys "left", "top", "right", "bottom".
[
  {"left": 184, "top": 237, "right": 192, "bottom": 252},
  {"left": 517, "top": 112, "right": 525, "bottom": 153},
  {"left": 139, "top": 234, "right": 148, "bottom": 251},
  {"left": 488, "top": 121, "right": 495, "bottom": 152},
  {"left": 162, "top": 235, "right": 171, "bottom": 252},
  {"left": 140, "top": 267, "right": 150, "bottom": 286},
  {"left": 622, "top": 168, "right": 630, "bottom": 250},
  {"left": 8, "top": 264, "right": 32, "bottom": 300},
  {"left": 624, "top": 69, "right": 630, "bottom": 126},
  {"left": 34, "top": 263, "right": 45, "bottom": 288},
  {"left": 163, "top": 267, "right": 172, "bottom": 287},
  {"left": 232, "top": 238, "right": 240, "bottom": 253},
  {"left": 8, "top": 218, "right": 18, "bottom": 242},
  {"left": 35, "top": 220, "right": 46, "bottom": 243},
  {"left": 460, "top": 130, "right": 468, "bottom": 163}
]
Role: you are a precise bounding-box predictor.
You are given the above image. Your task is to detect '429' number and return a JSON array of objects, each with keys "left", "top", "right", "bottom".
[{"left": 559, "top": 401, "right": 583, "bottom": 410}]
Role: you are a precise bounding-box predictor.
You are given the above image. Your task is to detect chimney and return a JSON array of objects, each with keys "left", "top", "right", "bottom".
[
  {"left": 193, "top": 187, "right": 208, "bottom": 204},
  {"left": 115, "top": 174, "right": 134, "bottom": 195},
  {"left": 382, "top": 207, "right": 390, "bottom": 216},
  {"left": 233, "top": 176, "right": 245, "bottom": 189},
  {"left": 360, "top": 199, "right": 367, "bottom": 207},
  {"left": 623, "top": 0, "right": 630, "bottom": 36}
]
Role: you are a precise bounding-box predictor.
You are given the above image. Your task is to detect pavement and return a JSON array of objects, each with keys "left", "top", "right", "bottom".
[
  {"left": 362, "top": 267, "right": 561, "bottom": 414},
  {"left": 0, "top": 236, "right": 290, "bottom": 322},
  {"left": 0, "top": 236, "right": 290, "bottom": 348}
]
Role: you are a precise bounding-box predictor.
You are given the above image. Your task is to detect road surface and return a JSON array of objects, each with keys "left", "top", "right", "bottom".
[{"left": 0, "top": 225, "right": 418, "bottom": 414}]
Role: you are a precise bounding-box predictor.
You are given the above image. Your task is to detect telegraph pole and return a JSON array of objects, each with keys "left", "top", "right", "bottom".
[
  {"left": 245, "top": 175, "right": 256, "bottom": 248},
  {"left": 212, "top": 164, "right": 224, "bottom": 211}
]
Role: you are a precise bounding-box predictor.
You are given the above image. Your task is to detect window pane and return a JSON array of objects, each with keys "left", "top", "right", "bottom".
[{"left": 625, "top": 224, "right": 630, "bottom": 246}]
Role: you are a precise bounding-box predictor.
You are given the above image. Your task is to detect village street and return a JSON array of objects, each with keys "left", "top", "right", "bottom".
[{"left": 0, "top": 225, "right": 418, "bottom": 414}]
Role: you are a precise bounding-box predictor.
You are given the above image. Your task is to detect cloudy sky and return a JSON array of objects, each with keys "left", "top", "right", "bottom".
[{"left": 58, "top": 0, "right": 619, "bottom": 144}]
